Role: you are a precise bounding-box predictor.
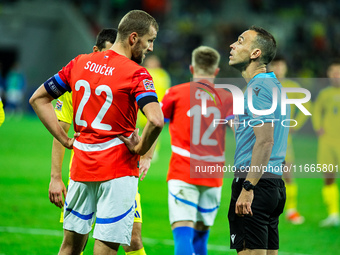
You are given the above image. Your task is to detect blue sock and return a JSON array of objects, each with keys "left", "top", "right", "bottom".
[
  {"left": 193, "top": 229, "right": 210, "bottom": 255},
  {"left": 172, "top": 226, "right": 195, "bottom": 255}
]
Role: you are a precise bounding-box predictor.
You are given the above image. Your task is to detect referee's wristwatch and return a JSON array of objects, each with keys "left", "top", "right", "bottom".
[{"left": 242, "top": 180, "right": 255, "bottom": 191}]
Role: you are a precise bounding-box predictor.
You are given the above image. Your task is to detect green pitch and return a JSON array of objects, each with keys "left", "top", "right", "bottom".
[{"left": 0, "top": 115, "right": 339, "bottom": 254}]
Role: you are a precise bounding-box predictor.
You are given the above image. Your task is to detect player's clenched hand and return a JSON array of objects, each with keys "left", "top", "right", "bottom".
[
  {"left": 139, "top": 156, "right": 151, "bottom": 181},
  {"left": 118, "top": 128, "right": 141, "bottom": 154},
  {"left": 49, "top": 177, "right": 67, "bottom": 208},
  {"left": 235, "top": 189, "right": 254, "bottom": 217}
]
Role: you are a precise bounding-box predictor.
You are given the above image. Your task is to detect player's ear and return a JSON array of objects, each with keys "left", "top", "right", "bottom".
[
  {"left": 214, "top": 67, "right": 220, "bottom": 77},
  {"left": 129, "top": 32, "right": 138, "bottom": 46},
  {"left": 189, "top": 65, "right": 194, "bottom": 75},
  {"left": 93, "top": 46, "right": 99, "bottom": 52},
  {"left": 250, "top": 48, "right": 261, "bottom": 60}
]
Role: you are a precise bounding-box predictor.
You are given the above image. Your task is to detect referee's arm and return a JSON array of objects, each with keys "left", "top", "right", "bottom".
[{"left": 235, "top": 122, "right": 274, "bottom": 216}]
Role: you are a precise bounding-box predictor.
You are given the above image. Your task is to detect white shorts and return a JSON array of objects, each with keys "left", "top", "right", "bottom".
[
  {"left": 63, "top": 176, "right": 138, "bottom": 245},
  {"left": 168, "top": 179, "right": 222, "bottom": 226}
]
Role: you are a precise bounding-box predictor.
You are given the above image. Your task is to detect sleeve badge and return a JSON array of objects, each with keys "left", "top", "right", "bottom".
[
  {"left": 55, "top": 99, "right": 63, "bottom": 111},
  {"left": 143, "top": 79, "right": 155, "bottom": 91}
]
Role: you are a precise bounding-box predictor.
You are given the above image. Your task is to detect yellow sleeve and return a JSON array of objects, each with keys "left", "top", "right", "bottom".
[
  {"left": 147, "top": 68, "right": 171, "bottom": 101},
  {"left": 311, "top": 89, "right": 325, "bottom": 131},
  {"left": 0, "top": 98, "right": 5, "bottom": 127},
  {"left": 282, "top": 79, "right": 312, "bottom": 132},
  {"left": 55, "top": 92, "right": 73, "bottom": 124},
  {"left": 292, "top": 99, "right": 312, "bottom": 132}
]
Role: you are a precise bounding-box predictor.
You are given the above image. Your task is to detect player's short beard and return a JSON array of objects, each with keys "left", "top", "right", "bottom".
[{"left": 131, "top": 40, "right": 144, "bottom": 64}]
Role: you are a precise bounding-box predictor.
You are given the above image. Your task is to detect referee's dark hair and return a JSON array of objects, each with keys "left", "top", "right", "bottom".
[
  {"left": 249, "top": 25, "right": 277, "bottom": 65},
  {"left": 95, "top": 28, "right": 118, "bottom": 51}
]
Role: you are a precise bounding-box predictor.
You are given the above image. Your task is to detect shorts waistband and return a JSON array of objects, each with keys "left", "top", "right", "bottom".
[{"left": 234, "top": 170, "right": 282, "bottom": 179}]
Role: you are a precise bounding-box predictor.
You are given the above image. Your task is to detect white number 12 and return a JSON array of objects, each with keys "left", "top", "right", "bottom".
[{"left": 187, "top": 105, "right": 221, "bottom": 146}]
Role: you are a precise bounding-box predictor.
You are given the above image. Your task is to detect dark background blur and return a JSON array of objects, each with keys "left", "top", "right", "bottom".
[{"left": 0, "top": 0, "right": 339, "bottom": 111}]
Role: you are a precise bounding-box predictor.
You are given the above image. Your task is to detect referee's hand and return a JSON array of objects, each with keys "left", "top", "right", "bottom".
[{"left": 235, "top": 189, "right": 254, "bottom": 216}]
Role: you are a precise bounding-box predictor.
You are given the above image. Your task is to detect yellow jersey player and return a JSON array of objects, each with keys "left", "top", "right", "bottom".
[
  {"left": 0, "top": 96, "right": 5, "bottom": 126},
  {"left": 312, "top": 60, "right": 340, "bottom": 227},
  {"left": 269, "top": 56, "right": 311, "bottom": 224},
  {"left": 50, "top": 28, "right": 147, "bottom": 255}
]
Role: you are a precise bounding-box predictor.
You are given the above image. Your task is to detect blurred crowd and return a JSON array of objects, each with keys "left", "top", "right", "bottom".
[
  {"left": 1, "top": 0, "right": 340, "bottom": 111},
  {"left": 69, "top": 0, "right": 340, "bottom": 84}
]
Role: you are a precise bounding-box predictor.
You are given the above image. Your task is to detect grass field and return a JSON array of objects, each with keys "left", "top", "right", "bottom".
[{"left": 0, "top": 115, "right": 339, "bottom": 255}]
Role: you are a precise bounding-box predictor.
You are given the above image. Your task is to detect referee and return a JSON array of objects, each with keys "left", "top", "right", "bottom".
[{"left": 227, "top": 26, "right": 290, "bottom": 255}]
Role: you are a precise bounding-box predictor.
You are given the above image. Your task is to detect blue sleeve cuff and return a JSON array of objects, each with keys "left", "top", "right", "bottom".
[
  {"left": 136, "top": 92, "right": 158, "bottom": 102},
  {"left": 54, "top": 74, "right": 69, "bottom": 91}
]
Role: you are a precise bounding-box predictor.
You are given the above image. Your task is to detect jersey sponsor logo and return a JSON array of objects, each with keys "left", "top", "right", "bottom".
[
  {"left": 134, "top": 211, "right": 141, "bottom": 218},
  {"left": 143, "top": 79, "right": 155, "bottom": 90},
  {"left": 174, "top": 189, "right": 185, "bottom": 204},
  {"left": 253, "top": 87, "right": 261, "bottom": 96},
  {"left": 55, "top": 99, "right": 63, "bottom": 111},
  {"left": 84, "top": 61, "right": 115, "bottom": 76},
  {"left": 231, "top": 234, "right": 236, "bottom": 244}
]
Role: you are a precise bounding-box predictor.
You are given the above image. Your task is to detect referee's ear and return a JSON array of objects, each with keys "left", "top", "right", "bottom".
[{"left": 250, "top": 48, "right": 261, "bottom": 61}]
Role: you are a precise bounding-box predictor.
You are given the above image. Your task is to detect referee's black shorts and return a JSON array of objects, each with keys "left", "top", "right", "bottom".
[{"left": 228, "top": 176, "right": 286, "bottom": 250}]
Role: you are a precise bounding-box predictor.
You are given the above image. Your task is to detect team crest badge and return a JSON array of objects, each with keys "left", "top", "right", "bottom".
[{"left": 143, "top": 79, "right": 155, "bottom": 90}]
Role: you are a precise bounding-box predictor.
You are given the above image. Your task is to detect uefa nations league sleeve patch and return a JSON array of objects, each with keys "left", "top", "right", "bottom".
[
  {"left": 55, "top": 99, "right": 63, "bottom": 111},
  {"left": 143, "top": 79, "right": 155, "bottom": 91}
]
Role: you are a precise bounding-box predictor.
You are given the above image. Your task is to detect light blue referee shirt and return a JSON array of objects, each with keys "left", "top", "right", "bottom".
[{"left": 233, "top": 72, "right": 290, "bottom": 176}]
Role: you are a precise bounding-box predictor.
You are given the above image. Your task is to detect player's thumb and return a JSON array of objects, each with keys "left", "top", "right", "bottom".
[
  {"left": 63, "top": 188, "right": 67, "bottom": 200},
  {"left": 117, "top": 134, "right": 127, "bottom": 143},
  {"left": 133, "top": 128, "right": 140, "bottom": 138}
]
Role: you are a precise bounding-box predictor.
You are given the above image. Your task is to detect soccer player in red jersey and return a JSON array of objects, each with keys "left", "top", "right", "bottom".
[
  {"left": 51, "top": 28, "right": 149, "bottom": 255},
  {"left": 29, "top": 10, "right": 163, "bottom": 255},
  {"left": 161, "top": 46, "right": 234, "bottom": 255}
]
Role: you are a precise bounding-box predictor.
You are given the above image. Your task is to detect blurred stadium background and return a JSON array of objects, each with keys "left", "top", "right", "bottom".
[{"left": 0, "top": 0, "right": 339, "bottom": 254}]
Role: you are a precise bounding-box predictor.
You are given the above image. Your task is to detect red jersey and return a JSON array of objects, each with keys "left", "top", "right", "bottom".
[
  {"left": 44, "top": 50, "right": 158, "bottom": 182},
  {"left": 161, "top": 81, "right": 233, "bottom": 187}
]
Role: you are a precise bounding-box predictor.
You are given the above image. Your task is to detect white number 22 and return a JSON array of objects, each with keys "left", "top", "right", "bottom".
[{"left": 75, "top": 80, "right": 113, "bottom": 131}]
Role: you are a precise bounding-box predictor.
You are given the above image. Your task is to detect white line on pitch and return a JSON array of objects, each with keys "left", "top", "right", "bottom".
[{"left": 0, "top": 226, "right": 311, "bottom": 255}]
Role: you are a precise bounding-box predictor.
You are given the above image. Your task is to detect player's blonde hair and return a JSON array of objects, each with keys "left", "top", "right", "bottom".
[
  {"left": 191, "top": 46, "right": 220, "bottom": 76},
  {"left": 118, "top": 10, "right": 159, "bottom": 41}
]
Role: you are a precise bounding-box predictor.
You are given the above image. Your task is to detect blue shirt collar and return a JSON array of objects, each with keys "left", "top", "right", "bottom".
[{"left": 248, "top": 72, "right": 276, "bottom": 86}]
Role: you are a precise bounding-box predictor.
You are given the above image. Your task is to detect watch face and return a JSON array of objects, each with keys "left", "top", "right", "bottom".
[{"left": 243, "top": 181, "right": 254, "bottom": 191}]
